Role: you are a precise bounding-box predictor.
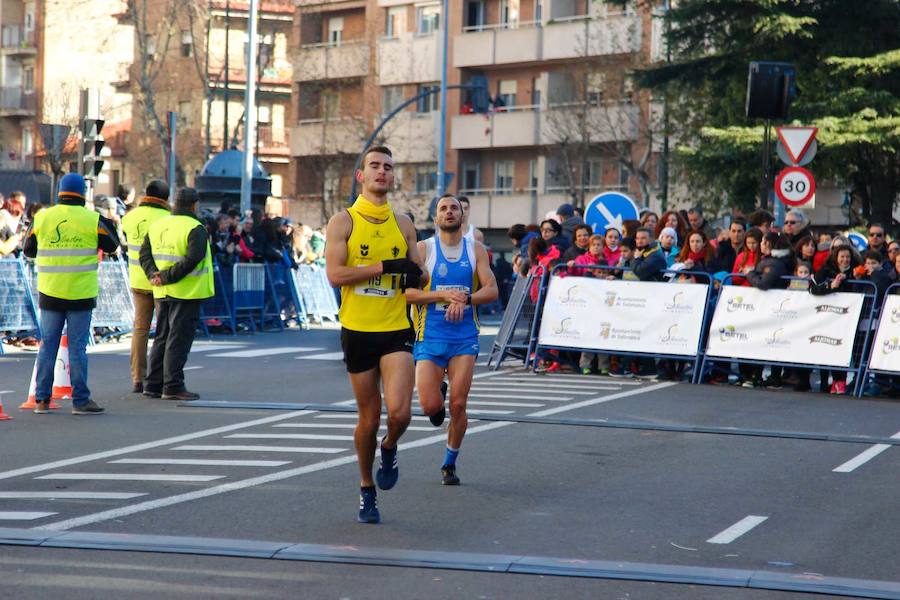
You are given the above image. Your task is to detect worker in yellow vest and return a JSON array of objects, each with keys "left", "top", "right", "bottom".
[
  {"left": 22, "top": 173, "right": 120, "bottom": 415},
  {"left": 120, "top": 180, "right": 170, "bottom": 393},
  {"left": 139, "top": 187, "right": 214, "bottom": 400}
]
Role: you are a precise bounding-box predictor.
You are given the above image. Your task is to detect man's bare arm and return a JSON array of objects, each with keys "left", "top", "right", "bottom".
[
  {"left": 324, "top": 211, "right": 384, "bottom": 287},
  {"left": 470, "top": 242, "right": 499, "bottom": 305},
  {"left": 396, "top": 215, "right": 429, "bottom": 289}
]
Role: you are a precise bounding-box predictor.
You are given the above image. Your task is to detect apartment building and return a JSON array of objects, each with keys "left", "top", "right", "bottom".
[
  {"left": 0, "top": 0, "right": 38, "bottom": 173},
  {"left": 119, "top": 0, "right": 292, "bottom": 204},
  {"left": 291, "top": 0, "right": 663, "bottom": 230}
]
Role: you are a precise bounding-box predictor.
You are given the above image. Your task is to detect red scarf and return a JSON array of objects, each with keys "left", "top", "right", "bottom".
[{"left": 688, "top": 248, "right": 708, "bottom": 263}]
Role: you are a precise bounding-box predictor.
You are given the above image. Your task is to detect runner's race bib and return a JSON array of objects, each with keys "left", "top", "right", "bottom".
[
  {"left": 355, "top": 273, "right": 397, "bottom": 298},
  {"left": 435, "top": 284, "right": 470, "bottom": 312}
]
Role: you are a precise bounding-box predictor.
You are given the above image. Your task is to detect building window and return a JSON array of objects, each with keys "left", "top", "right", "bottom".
[
  {"left": 586, "top": 73, "right": 605, "bottom": 105},
  {"left": 618, "top": 163, "right": 630, "bottom": 188},
  {"left": 257, "top": 104, "right": 271, "bottom": 124},
  {"left": 415, "top": 164, "right": 437, "bottom": 193},
  {"left": 462, "top": 162, "right": 480, "bottom": 192},
  {"left": 181, "top": 30, "right": 193, "bottom": 57},
  {"left": 386, "top": 6, "right": 406, "bottom": 38},
  {"left": 328, "top": 17, "right": 344, "bottom": 46},
  {"left": 500, "top": 0, "right": 519, "bottom": 29},
  {"left": 495, "top": 160, "right": 514, "bottom": 194},
  {"left": 322, "top": 91, "right": 340, "bottom": 120},
  {"left": 383, "top": 85, "right": 404, "bottom": 114},
  {"left": 465, "top": 1, "right": 485, "bottom": 30},
  {"left": 586, "top": 158, "right": 603, "bottom": 189},
  {"left": 416, "top": 83, "right": 439, "bottom": 113},
  {"left": 22, "top": 127, "right": 33, "bottom": 156},
  {"left": 178, "top": 100, "right": 191, "bottom": 126},
  {"left": 497, "top": 80, "right": 517, "bottom": 108},
  {"left": 417, "top": 5, "right": 440, "bottom": 35},
  {"left": 23, "top": 67, "right": 33, "bottom": 93},
  {"left": 528, "top": 159, "right": 538, "bottom": 190}
]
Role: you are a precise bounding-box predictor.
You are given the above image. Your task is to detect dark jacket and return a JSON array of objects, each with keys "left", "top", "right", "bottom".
[
  {"left": 632, "top": 242, "right": 668, "bottom": 281},
  {"left": 560, "top": 215, "right": 585, "bottom": 243},
  {"left": 716, "top": 239, "right": 736, "bottom": 274},
  {"left": 139, "top": 209, "right": 209, "bottom": 301},
  {"left": 23, "top": 198, "right": 120, "bottom": 311},
  {"left": 562, "top": 244, "right": 587, "bottom": 262},
  {"left": 746, "top": 253, "right": 794, "bottom": 290}
]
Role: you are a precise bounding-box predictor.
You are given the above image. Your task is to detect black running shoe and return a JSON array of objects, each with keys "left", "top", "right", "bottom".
[
  {"left": 357, "top": 486, "right": 380, "bottom": 524},
  {"left": 375, "top": 438, "right": 399, "bottom": 490},
  {"left": 429, "top": 381, "right": 448, "bottom": 427},
  {"left": 441, "top": 464, "right": 460, "bottom": 486}
]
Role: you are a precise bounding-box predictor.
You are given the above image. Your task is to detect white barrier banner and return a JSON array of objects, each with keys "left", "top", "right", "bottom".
[
  {"left": 868, "top": 295, "right": 900, "bottom": 372},
  {"left": 538, "top": 276, "right": 709, "bottom": 355},
  {"left": 705, "top": 286, "right": 864, "bottom": 368}
]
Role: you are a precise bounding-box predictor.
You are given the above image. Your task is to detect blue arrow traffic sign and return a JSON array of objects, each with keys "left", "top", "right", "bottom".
[
  {"left": 584, "top": 192, "right": 640, "bottom": 234},
  {"left": 846, "top": 232, "right": 868, "bottom": 251}
]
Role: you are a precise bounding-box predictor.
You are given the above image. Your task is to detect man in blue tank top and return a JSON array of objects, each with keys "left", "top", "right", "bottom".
[{"left": 406, "top": 195, "right": 498, "bottom": 485}]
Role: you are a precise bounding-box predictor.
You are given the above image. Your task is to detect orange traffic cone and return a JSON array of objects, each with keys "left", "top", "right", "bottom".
[
  {"left": 0, "top": 396, "right": 11, "bottom": 420},
  {"left": 20, "top": 340, "right": 65, "bottom": 410},
  {"left": 51, "top": 335, "right": 73, "bottom": 400}
]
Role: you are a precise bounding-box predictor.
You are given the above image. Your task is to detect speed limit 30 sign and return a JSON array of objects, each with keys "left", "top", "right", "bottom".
[{"left": 775, "top": 166, "right": 816, "bottom": 206}]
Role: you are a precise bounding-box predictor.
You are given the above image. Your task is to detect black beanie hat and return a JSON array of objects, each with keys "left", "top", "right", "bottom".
[{"left": 145, "top": 179, "right": 169, "bottom": 200}]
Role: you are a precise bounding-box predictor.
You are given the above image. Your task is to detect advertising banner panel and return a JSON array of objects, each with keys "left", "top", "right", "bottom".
[{"left": 867, "top": 295, "right": 900, "bottom": 372}]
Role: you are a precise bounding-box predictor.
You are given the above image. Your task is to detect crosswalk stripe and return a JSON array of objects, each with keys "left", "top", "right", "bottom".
[
  {"left": 36, "top": 473, "right": 226, "bottom": 482},
  {"left": 499, "top": 374, "right": 643, "bottom": 384},
  {"left": 475, "top": 381, "right": 620, "bottom": 391},
  {"left": 313, "top": 415, "right": 441, "bottom": 423},
  {"left": 273, "top": 423, "right": 436, "bottom": 432},
  {"left": 294, "top": 352, "right": 345, "bottom": 361},
  {"left": 225, "top": 433, "right": 354, "bottom": 441},
  {"left": 189, "top": 344, "right": 248, "bottom": 353},
  {"left": 0, "top": 511, "right": 57, "bottom": 520},
  {"left": 208, "top": 347, "right": 324, "bottom": 358},
  {"left": 469, "top": 386, "right": 596, "bottom": 395},
  {"left": 465, "top": 393, "right": 560, "bottom": 401},
  {"left": 466, "top": 400, "right": 544, "bottom": 407},
  {"left": 0, "top": 492, "right": 145, "bottom": 500},
  {"left": 109, "top": 459, "right": 290, "bottom": 467},
  {"left": 467, "top": 409, "right": 514, "bottom": 415},
  {"left": 172, "top": 445, "right": 346, "bottom": 454}
]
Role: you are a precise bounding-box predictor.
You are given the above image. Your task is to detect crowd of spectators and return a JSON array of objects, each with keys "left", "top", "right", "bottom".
[{"left": 505, "top": 203, "right": 900, "bottom": 397}]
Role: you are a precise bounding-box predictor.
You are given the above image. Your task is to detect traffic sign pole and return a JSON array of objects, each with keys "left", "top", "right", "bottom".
[{"left": 775, "top": 166, "right": 816, "bottom": 207}]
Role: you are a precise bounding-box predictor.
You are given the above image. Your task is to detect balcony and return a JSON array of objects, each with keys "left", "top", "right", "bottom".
[
  {"left": 377, "top": 34, "right": 439, "bottom": 86},
  {"left": 381, "top": 112, "right": 438, "bottom": 163},
  {"left": 0, "top": 87, "right": 36, "bottom": 117},
  {"left": 459, "top": 190, "right": 569, "bottom": 229},
  {"left": 451, "top": 106, "right": 541, "bottom": 150},
  {"left": 293, "top": 40, "right": 368, "bottom": 82},
  {"left": 0, "top": 25, "right": 36, "bottom": 56},
  {"left": 540, "top": 102, "right": 640, "bottom": 144},
  {"left": 453, "top": 13, "right": 641, "bottom": 68},
  {"left": 290, "top": 117, "right": 366, "bottom": 157},
  {"left": 112, "top": 62, "right": 131, "bottom": 90}
]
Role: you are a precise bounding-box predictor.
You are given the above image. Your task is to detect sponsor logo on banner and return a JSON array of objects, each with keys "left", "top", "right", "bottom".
[
  {"left": 815, "top": 304, "right": 849, "bottom": 315},
  {"left": 891, "top": 307, "right": 900, "bottom": 323},
  {"left": 599, "top": 322, "right": 611, "bottom": 339},
  {"left": 771, "top": 298, "right": 799, "bottom": 319},
  {"left": 603, "top": 291, "right": 647, "bottom": 309},
  {"left": 765, "top": 328, "right": 790, "bottom": 347},
  {"left": 664, "top": 291, "right": 693, "bottom": 314},
  {"left": 604, "top": 292, "right": 617, "bottom": 307},
  {"left": 809, "top": 334, "right": 843, "bottom": 346},
  {"left": 882, "top": 337, "right": 900, "bottom": 355},
  {"left": 726, "top": 296, "right": 755, "bottom": 312},
  {"left": 559, "top": 284, "right": 588, "bottom": 307},
  {"left": 552, "top": 317, "right": 581, "bottom": 340},
  {"left": 659, "top": 324, "right": 688, "bottom": 345},
  {"left": 719, "top": 325, "right": 749, "bottom": 342}
]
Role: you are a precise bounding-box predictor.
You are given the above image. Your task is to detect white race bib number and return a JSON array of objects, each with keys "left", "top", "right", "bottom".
[
  {"left": 435, "top": 284, "right": 470, "bottom": 312},
  {"left": 355, "top": 274, "right": 396, "bottom": 298}
]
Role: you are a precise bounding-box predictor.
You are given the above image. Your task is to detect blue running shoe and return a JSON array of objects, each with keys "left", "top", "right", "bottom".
[
  {"left": 357, "top": 486, "right": 380, "bottom": 524},
  {"left": 376, "top": 438, "right": 399, "bottom": 490}
]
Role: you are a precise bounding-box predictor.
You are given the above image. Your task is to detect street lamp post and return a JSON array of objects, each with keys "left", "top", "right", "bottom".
[{"left": 239, "top": 0, "right": 259, "bottom": 215}]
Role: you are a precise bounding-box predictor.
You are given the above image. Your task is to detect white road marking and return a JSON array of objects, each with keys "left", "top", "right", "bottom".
[
  {"left": 189, "top": 344, "right": 248, "bottom": 353},
  {"left": 0, "top": 390, "right": 14, "bottom": 395},
  {"left": 183, "top": 366, "right": 204, "bottom": 371},
  {"left": 33, "top": 379, "right": 664, "bottom": 531},
  {"left": 0, "top": 410, "right": 316, "bottom": 481},
  {"left": 707, "top": 515, "right": 769, "bottom": 544},
  {"left": 172, "top": 445, "right": 346, "bottom": 454},
  {"left": 109, "top": 459, "right": 290, "bottom": 467},
  {"left": 465, "top": 393, "right": 560, "bottom": 401},
  {"left": 273, "top": 423, "right": 435, "bottom": 432},
  {"left": 466, "top": 400, "right": 544, "bottom": 408},
  {"left": 469, "top": 386, "right": 595, "bottom": 395},
  {"left": 0, "top": 492, "right": 146, "bottom": 500},
  {"left": 36, "top": 473, "right": 226, "bottom": 482},
  {"left": 294, "top": 352, "right": 345, "bottom": 361},
  {"left": 529, "top": 381, "right": 678, "bottom": 417},
  {"left": 471, "top": 383, "right": 609, "bottom": 393},
  {"left": 498, "top": 374, "right": 642, "bottom": 385},
  {"left": 225, "top": 433, "right": 354, "bottom": 441},
  {"left": 466, "top": 409, "right": 514, "bottom": 415},
  {"left": 208, "top": 347, "right": 324, "bottom": 358},
  {"left": 0, "top": 512, "right": 57, "bottom": 520},
  {"left": 833, "top": 431, "right": 900, "bottom": 473}
]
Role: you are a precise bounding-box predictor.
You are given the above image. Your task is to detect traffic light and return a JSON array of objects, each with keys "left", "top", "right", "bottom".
[{"left": 81, "top": 117, "right": 105, "bottom": 179}]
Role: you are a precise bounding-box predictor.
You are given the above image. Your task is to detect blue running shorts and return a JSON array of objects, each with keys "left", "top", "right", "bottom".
[{"left": 413, "top": 339, "right": 480, "bottom": 369}]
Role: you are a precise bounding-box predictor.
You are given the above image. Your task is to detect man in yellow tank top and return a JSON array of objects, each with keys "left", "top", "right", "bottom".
[{"left": 325, "top": 145, "right": 428, "bottom": 524}]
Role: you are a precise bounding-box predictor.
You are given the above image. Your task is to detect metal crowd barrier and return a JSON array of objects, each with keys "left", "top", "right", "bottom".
[
  {"left": 0, "top": 257, "right": 41, "bottom": 354},
  {"left": 531, "top": 264, "right": 715, "bottom": 382},
  {"left": 200, "top": 262, "right": 236, "bottom": 336},
  {"left": 699, "top": 275, "right": 878, "bottom": 397},
  {"left": 91, "top": 259, "right": 135, "bottom": 341},
  {"left": 232, "top": 263, "right": 267, "bottom": 331},
  {"left": 486, "top": 272, "right": 537, "bottom": 370},
  {"left": 852, "top": 282, "right": 900, "bottom": 393},
  {"left": 294, "top": 265, "right": 339, "bottom": 323}
]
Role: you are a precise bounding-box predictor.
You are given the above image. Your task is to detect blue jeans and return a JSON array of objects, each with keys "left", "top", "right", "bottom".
[{"left": 35, "top": 309, "right": 92, "bottom": 406}]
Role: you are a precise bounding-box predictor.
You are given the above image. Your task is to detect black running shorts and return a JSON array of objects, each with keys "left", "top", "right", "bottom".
[{"left": 340, "top": 327, "right": 414, "bottom": 373}]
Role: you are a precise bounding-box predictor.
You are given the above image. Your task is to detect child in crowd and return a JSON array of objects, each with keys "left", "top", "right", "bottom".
[
  {"left": 603, "top": 228, "right": 622, "bottom": 267},
  {"left": 789, "top": 261, "right": 812, "bottom": 290},
  {"left": 571, "top": 234, "right": 605, "bottom": 277},
  {"left": 657, "top": 227, "right": 679, "bottom": 267}
]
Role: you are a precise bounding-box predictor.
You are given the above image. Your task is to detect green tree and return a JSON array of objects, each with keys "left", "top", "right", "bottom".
[{"left": 633, "top": 0, "right": 900, "bottom": 225}]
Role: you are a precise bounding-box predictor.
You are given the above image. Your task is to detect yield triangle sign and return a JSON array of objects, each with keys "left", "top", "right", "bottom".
[{"left": 776, "top": 126, "right": 818, "bottom": 164}]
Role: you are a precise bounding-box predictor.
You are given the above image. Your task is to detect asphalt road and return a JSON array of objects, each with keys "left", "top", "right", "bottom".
[{"left": 0, "top": 328, "right": 897, "bottom": 599}]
